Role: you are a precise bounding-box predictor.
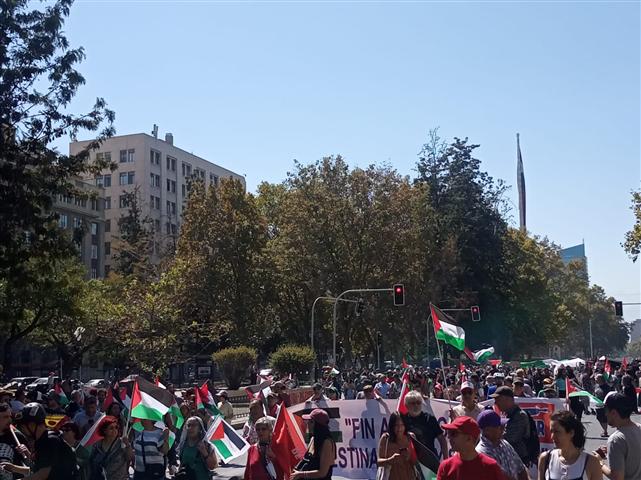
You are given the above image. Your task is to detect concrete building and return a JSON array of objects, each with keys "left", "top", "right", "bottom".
[
  {"left": 51, "top": 178, "right": 106, "bottom": 279},
  {"left": 70, "top": 131, "right": 245, "bottom": 274}
]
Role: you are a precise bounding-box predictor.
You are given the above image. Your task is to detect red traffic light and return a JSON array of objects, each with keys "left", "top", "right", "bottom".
[
  {"left": 393, "top": 284, "right": 405, "bottom": 306},
  {"left": 471, "top": 306, "right": 481, "bottom": 322}
]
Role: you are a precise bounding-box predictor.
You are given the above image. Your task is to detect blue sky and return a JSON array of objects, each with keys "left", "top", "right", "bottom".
[{"left": 62, "top": 1, "right": 640, "bottom": 323}]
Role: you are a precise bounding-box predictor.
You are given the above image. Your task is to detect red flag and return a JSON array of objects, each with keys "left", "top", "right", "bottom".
[
  {"left": 102, "top": 385, "right": 114, "bottom": 412},
  {"left": 459, "top": 363, "right": 465, "bottom": 373},
  {"left": 272, "top": 405, "right": 306, "bottom": 478},
  {"left": 565, "top": 377, "right": 578, "bottom": 401},
  {"left": 402, "top": 357, "right": 409, "bottom": 369},
  {"left": 463, "top": 346, "right": 475, "bottom": 361},
  {"left": 396, "top": 371, "right": 411, "bottom": 415},
  {"left": 79, "top": 414, "right": 108, "bottom": 447},
  {"left": 622, "top": 357, "right": 628, "bottom": 371},
  {"left": 489, "top": 359, "right": 502, "bottom": 367}
]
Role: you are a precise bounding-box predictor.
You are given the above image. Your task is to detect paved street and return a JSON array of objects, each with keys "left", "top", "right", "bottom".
[{"left": 211, "top": 412, "right": 641, "bottom": 480}]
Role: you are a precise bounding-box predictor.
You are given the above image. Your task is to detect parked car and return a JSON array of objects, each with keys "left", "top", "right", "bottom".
[
  {"left": 82, "top": 378, "right": 109, "bottom": 393},
  {"left": 26, "top": 377, "right": 59, "bottom": 393},
  {"left": 3, "top": 377, "right": 37, "bottom": 390}
]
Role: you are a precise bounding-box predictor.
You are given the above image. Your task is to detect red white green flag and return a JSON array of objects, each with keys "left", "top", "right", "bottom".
[
  {"left": 205, "top": 415, "right": 249, "bottom": 462},
  {"left": 79, "top": 413, "right": 108, "bottom": 447},
  {"left": 54, "top": 383, "right": 69, "bottom": 406},
  {"left": 566, "top": 378, "right": 603, "bottom": 407},
  {"left": 130, "top": 379, "right": 174, "bottom": 423},
  {"left": 430, "top": 304, "right": 466, "bottom": 351}
]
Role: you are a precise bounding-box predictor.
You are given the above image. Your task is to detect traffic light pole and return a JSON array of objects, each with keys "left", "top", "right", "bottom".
[
  {"left": 310, "top": 296, "right": 359, "bottom": 353},
  {"left": 331, "top": 288, "right": 394, "bottom": 366}
]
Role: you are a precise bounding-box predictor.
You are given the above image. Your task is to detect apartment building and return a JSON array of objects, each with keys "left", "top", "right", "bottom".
[
  {"left": 51, "top": 179, "right": 106, "bottom": 279},
  {"left": 69, "top": 131, "right": 245, "bottom": 274}
]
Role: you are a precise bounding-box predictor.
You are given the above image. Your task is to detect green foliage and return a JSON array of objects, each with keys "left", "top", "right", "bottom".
[
  {"left": 213, "top": 346, "right": 257, "bottom": 390},
  {"left": 270, "top": 345, "right": 316, "bottom": 376},
  {"left": 623, "top": 189, "right": 641, "bottom": 262},
  {"left": 627, "top": 339, "right": 641, "bottom": 358},
  {"left": 0, "top": 0, "right": 113, "bottom": 374},
  {"left": 113, "top": 187, "right": 154, "bottom": 278}
]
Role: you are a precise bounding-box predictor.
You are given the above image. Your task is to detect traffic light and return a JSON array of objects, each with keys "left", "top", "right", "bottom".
[
  {"left": 614, "top": 301, "right": 623, "bottom": 317},
  {"left": 393, "top": 284, "right": 405, "bottom": 306},
  {"left": 471, "top": 305, "right": 481, "bottom": 322}
]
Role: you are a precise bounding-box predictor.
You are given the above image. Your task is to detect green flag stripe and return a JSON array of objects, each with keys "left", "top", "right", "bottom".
[
  {"left": 212, "top": 439, "right": 232, "bottom": 460},
  {"left": 436, "top": 330, "right": 466, "bottom": 351}
]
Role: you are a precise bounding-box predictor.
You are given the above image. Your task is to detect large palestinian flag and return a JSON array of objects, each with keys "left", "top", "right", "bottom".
[
  {"left": 130, "top": 377, "right": 176, "bottom": 423},
  {"left": 430, "top": 304, "right": 466, "bottom": 351},
  {"left": 205, "top": 416, "right": 249, "bottom": 462}
]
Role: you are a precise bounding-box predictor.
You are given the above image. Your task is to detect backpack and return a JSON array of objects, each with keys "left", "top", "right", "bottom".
[{"left": 523, "top": 411, "right": 540, "bottom": 464}]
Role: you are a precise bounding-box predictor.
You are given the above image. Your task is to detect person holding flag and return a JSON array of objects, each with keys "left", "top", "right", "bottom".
[
  {"left": 243, "top": 416, "right": 283, "bottom": 480},
  {"left": 175, "top": 417, "right": 218, "bottom": 480},
  {"left": 85, "top": 416, "right": 133, "bottom": 480}
]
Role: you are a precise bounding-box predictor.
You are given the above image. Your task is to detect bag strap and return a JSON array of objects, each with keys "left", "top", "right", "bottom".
[
  {"left": 543, "top": 450, "right": 552, "bottom": 478},
  {"left": 580, "top": 452, "right": 589, "bottom": 477}
]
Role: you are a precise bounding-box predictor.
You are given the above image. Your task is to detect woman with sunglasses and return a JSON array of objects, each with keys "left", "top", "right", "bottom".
[
  {"left": 88, "top": 415, "right": 133, "bottom": 480},
  {"left": 291, "top": 409, "right": 336, "bottom": 480},
  {"left": 176, "top": 416, "right": 218, "bottom": 480},
  {"left": 377, "top": 412, "right": 418, "bottom": 479},
  {"left": 243, "top": 416, "right": 283, "bottom": 480}
]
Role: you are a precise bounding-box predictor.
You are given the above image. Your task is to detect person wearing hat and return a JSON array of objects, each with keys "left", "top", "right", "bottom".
[
  {"left": 491, "top": 386, "right": 531, "bottom": 465},
  {"left": 451, "top": 381, "right": 483, "bottom": 421},
  {"left": 216, "top": 391, "right": 234, "bottom": 423},
  {"left": 476, "top": 410, "right": 529, "bottom": 480},
  {"left": 437, "top": 416, "right": 503, "bottom": 480},
  {"left": 512, "top": 378, "right": 530, "bottom": 399},
  {"left": 594, "top": 392, "right": 641, "bottom": 480},
  {"left": 291, "top": 409, "right": 335, "bottom": 480},
  {"left": 1, "top": 402, "right": 79, "bottom": 479},
  {"left": 307, "top": 384, "right": 328, "bottom": 403}
]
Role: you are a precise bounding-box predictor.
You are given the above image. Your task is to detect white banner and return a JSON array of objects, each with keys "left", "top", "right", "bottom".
[{"left": 289, "top": 396, "right": 567, "bottom": 480}]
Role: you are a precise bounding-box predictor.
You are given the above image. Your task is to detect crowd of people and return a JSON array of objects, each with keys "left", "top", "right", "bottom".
[{"left": 0, "top": 357, "right": 638, "bottom": 480}]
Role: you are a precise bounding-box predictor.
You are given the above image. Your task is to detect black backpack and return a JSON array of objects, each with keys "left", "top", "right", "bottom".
[{"left": 523, "top": 411, "right": 540, "bottom": 464}]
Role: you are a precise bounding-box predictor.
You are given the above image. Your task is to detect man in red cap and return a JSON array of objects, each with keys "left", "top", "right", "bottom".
[{"left": 437, "top": 416, "right": 503, "bottom": 480}]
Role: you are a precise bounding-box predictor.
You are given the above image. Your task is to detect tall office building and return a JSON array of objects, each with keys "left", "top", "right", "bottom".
[
  {"left": 70, "top": 131, "right": 245, "bottom": 275},
  {"left": 560, "top": 242, "right": 589, "bottom": 281}
]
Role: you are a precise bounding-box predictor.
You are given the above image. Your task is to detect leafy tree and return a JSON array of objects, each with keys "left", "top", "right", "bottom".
[
  {"left": 623, "top": 189, "right": 641, "bottom": 262},
  {"left": 213, "top": 346, "right": 256, "bottom": 389},
  {"left": 0, "top": 0, "right": 113, "bottom": 373},
  {"left": 627, "top": 339, "right": 641, "bottom": 358},
  {"left": 270, "top": 345, "right": 316, "bottom": 377},
  {"left": 113, "top": 187, "right": 154, "bottom": 278}
]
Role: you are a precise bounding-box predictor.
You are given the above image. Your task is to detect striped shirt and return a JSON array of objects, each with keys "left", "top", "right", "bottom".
[{"left": 134, "top": 429, "right": 165, "bottom": 472}]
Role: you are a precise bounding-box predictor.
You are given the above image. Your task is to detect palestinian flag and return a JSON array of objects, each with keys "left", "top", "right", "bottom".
[
  {"left": 130, "top": 378, "right": 175, "bottom": 423},
  {"left": 271, "top": 404, "right": 306, "bottom": 475},
  {"left": 413, "top": 437, "right": 439, "bottom": 480},
  {"left": 244, "top": 378, "right": 273, "bottom": 402},
  {"left": 79, "top": 413, "right": 108, "bottom": 447},
  {"left": 604, "top": 359, "right": 612, "bottom": 381},
  {"left": 154, "top": 379, "right": 184, "bottom": 430},
  {"left": 402, "top": 357, "right": 409, "bottom": 369},
  {"left": 397, "top": 371, "right": 411, "bottom": 415},
  {"left": 489, "top": 359, "right": 502, "bottom": 367},
  {"left": 473, "top": 347, "right": 495, "bottom": 363},
  {"left": 430, "top": 304, "right": 466, "bottom": 351},
  {"left": 621, "top": 357, "right": 628, "bottom": 372},
  {"left": 131, "top": 420, "right": 177, "bottom": 448},
  {"left": 54, "top": 383, "right": 69, "bottom": 406},
  {"left": 196, "top": 382, "right": 221, "bottom": 417},
  {"left": 205, "top": 415, "right": 249, "bottom": 462},
  {"left": 566, "top": 378, "right": 603, "bottom": 408},
  {"left": 45, "top": 414, "right": 70, "bottom": 430}
]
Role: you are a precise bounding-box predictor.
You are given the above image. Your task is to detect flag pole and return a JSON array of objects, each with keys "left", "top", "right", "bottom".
[
  {"left": 124, "top": 380, "right": 135, "bottom": 436},
  {"left": 430, "top": 308, "right": 453, "bottom": 411}
]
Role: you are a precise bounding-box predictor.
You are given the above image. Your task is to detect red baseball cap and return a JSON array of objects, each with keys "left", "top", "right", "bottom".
[
  {"left": 441, "top": 416, "right": 480, "bottom": 438},
  {"left": 302, "top": 408, "right": 330, "bottom": 426}
]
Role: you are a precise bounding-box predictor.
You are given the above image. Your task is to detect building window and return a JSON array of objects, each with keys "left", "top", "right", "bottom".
[
  {"left": 154, "top": 219, "right": 160, "bottom": 232},
  {"left": 166, "top": 222, "right": 171, "bottom": 234},
  {"left": 73, "top": 217, "right": 82, "bottom": 229},
  {"left": 105, "top": 219, "right": 111, "bottom": 232},
  {"left": 167, "top": 156, "right": 177, "bottom": 171},
  {"left": 166, "top": 179, "right": 176, "bottom": 193},
  {"left": 182, "top": 184, "right": 186, "bottom": 197},
  {"left": 171, "top": 224, "right": 177, "bottom": 235},
  {"left": 91, "top": 245, "right": 98, "bottom": 259},
  {"left": 119, "top": 171, "right": 135, "bottom": 185},
  {"left": 105, "top": 242, "right": 111, "bottom": 255},
  {"left": 150, "top": 173, "right": 160, "bottom": 188},
  {"left": 104, "top": 197, "right": 111, "bottom": 209},
  {"left": 59, "top": 214, "right": 68, "bottom": 228},
  {"left": 182, "top": 162, "right": 192, "bottom": 177},
  {"left": 91, "top": 222, "right": 98, "bottom": 235},
  {"left": 166, "top": 201, "right": 176, "bottom": 215},
  {"left": 96, "top": 152, "right": 112, "bottom": 164},
  {"left": 150, "top": 149, "right": 161, "bottom": 166},
  {"left": 91, "top": 268, "right": 98, "bottom": 279},
  {"left": 90, "top": 198, "right": 98, "bottom": 211},
  {"left": 104, "top": 174, "right": 112, "bottom": 187},
  {"left": 119, "top": 195, "right": 129, "bottom": 208},
  {"left": 120, "top": 149, "right": 135, "bottom": 163},
  {"left": 210, "top": 173, "right": 219, "bottom": 186}
]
